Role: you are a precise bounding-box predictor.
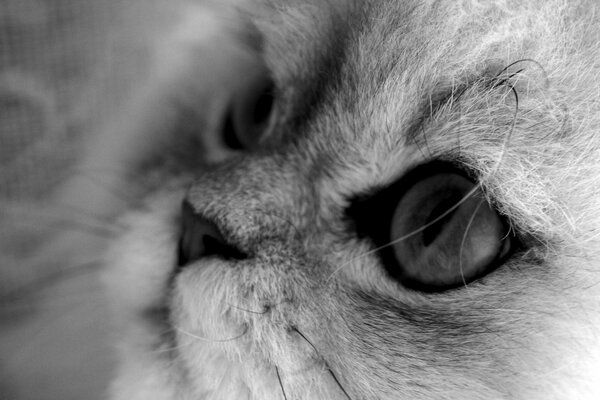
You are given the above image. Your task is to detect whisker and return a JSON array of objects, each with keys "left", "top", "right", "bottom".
[
  {"left": 458, "top": 198, "right": 485, "bottom": 289},
  {"left": 485, "top": 83, "right": 519, "bottom": 178},
  {"left": 0, "top": 259, "right": 103, "bottom": 303},
  {"left": 209, "top": 369, "right": 230, "bottom": 400},
  {"left": 174, "top": 325, "right": 248, "bottom": 343},
  {"left": 492, "top": 68, "right": 525, "bottom": 89},
  {"left": 291, "top": 327, "right": 354, "bottom": 400},
  {"left": 275, "top": 366, "right": 289, "bottom": 400},
  {"left": 501, "top": 222, "right": 514, "bottom": 241},
  {"left": 291, "top": 327, "right": 318, "bottom": 353},
  {"left": 71, "top": 168, "right": 143, "bottom": 208},
  {"left": 227, "top": 300, "right": 286, "bottom": 315},
  {"left": 40, "top": 164, "right": 142, "bottom": 210},
  {"left": 2, "top": 201, "right": 122, "bottom": 237},
  {"left": 411, "top": 134, "right": 429, "bottom": 159},
  {"left": 13, "top": 217, "right": 117, "bottom": 238},
  {"left": 47, "top": 200, "right": 128, "bottom": 230},
  {"left": 227, "top": 302, "right": 271, "bottom": 315},
  {"left": 254, "top": 207, "right": 302, "bottom": 241},
  {"left": 494, "top": 58, "right": 549, "bottom": 88},
  {"left": 151, "top": 337, "right": 196, "bottom": 354},
  {"left": 327, "top": 184, "right": 480, "bottom": 282},
  {"left": 327, "top": 369, "right": 354, "bottom": 400},
  {"left": 420, "top": 125, "right": 433, "bottom": 157}
]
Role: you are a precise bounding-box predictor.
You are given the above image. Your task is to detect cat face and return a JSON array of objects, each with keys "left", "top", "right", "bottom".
[{"left": 102, "top": 1, "right": 600, "bottom": 399}]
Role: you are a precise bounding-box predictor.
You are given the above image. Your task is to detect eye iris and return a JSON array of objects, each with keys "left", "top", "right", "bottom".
[
  {"left": 389, "top": 172, "right": 510, "bottom": 290},
  {"left": 345, "top": 162, "right": 516, "bottom": 292}
]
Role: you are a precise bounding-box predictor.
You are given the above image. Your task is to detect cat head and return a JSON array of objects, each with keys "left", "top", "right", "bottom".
[{"left": 99, "top": 1, "right": 600, "bottom": 399}]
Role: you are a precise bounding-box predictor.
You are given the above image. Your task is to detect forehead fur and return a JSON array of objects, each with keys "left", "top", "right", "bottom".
[{"left": 255, "top": 0, "right": 600, "bottom": 255}]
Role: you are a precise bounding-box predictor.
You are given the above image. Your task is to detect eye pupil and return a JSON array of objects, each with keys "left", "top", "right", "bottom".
[{"left": 422, "top": 195, "right": 460, "bottom": 246}]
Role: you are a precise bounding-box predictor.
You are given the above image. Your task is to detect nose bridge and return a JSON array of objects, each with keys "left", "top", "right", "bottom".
[{"left": 184, "top": 153, "right": 312, "bottom": 250}]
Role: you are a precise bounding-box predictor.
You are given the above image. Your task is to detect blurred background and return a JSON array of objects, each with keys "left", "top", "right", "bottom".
[{"left": 0, "top": 1, "right": 176, "bottom": 399}]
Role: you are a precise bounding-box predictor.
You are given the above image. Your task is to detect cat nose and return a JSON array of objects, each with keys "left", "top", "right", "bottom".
[
  {"left": 177, "top": 200, "right": 247, "bottom": 268},
  {"left": 221, "top": 72, "right": 275, "bottom": 151}
]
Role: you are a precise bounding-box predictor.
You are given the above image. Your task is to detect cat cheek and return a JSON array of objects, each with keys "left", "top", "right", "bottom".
[
  {"left": 171, "top": 261, "right": 240, "bottom": 337},
  {"left": 102, "top": 192, "right": 181, "bottom": 325}
]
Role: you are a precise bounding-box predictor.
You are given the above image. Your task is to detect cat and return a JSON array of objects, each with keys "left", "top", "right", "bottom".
[{"left": 4, "top": 0, "right": 600, "bottom": 399}]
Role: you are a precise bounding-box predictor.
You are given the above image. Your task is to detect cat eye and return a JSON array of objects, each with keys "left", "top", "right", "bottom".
[
  {"left": 222, "top": 77, "right": 275, "bottom": 150},
  {"left": 348, "top": 162, "right": 515, "bottom": 292}
]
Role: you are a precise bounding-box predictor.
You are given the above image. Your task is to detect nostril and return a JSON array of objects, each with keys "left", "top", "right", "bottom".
[
  {"left": 222, "top": 77, "right": 275, "bottom": 151},
  {"left": 177, "top": 200, "right": 247, "bottom": 268}
]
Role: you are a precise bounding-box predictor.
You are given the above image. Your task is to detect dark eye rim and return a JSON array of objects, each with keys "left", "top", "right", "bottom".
[
  {"left": 223, "top": 80, "right": 277, "bottom": 152},
  {"left": 345, "top": 160, "right": 520, "bottom": 292}
]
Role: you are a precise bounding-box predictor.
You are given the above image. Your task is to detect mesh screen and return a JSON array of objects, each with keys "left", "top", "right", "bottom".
[{"left": 0, "top": 2, "right": 169, "bottom": 399}]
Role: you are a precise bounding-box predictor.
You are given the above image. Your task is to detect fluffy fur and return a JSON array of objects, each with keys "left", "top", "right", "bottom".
[
  {"left": 4, "top": 0, "right": 600, "bottom": 399},
  {"left": 101, "top": 1, "right": 600, "bottom": 399}
]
